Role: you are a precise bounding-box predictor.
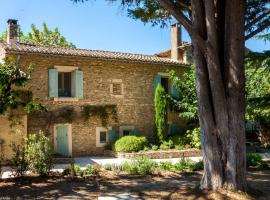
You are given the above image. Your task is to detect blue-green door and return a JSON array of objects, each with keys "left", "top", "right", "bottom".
[{"left": 56, "top": 125, "right": 69, "bottom": 157}]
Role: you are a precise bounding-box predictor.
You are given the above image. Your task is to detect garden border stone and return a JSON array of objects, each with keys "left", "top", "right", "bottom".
[{"left": 104, "top": 148, "right": 201, "bottom": 159}]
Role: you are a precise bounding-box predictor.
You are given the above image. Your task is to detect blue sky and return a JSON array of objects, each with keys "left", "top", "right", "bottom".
[{"left": 0, "top": 0, "right": 268, "bottom": 54}]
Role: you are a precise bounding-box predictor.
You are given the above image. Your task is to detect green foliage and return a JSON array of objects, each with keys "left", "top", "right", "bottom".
[
  {"left": 24, "top": 101, "right": 47, "bottom": 114},
  {"left": 1, "top": 22, "right": 76, "bottom": 48},
  {"left": 154, "top": 84, "right": 167, "bottom": 142},
  {"left": 151, "top": 144, "right": 159, "bottom": 151},
  {"left": 159, "top": 161, "right": 174, "bottom": 171},
  {"left": 186, "top": 128, "right": 201, "bottom": 149},
  {"left": 84, "top": 164, "right": 100, "bottom": 175},
  {"left": 26, "top": 131, "right": 54, "bottom": 176},
  {"left": 245, "top": 51, "right": 270, "bottom": 124},
  {"left": 82, "top": 104, "right": 118, "bottom": 127},
  {"left": 10, "top": 142, "right": 29, "bottom": 177},
  {"left": 114, "top": 136, "right": 147, "bottom": 153},
  {"left": 122, "top": 158, "right": 156, "bottom": 175},
  {"left": 174, "top": 158, "right": 195, "bottom": 172},
  {"left": 168, "top": 66, "right": 198, "bottom": 123},
  {"left": 246, "top": 153, "right": 263, "bottom": 167},
  {"left": 159, "top": 140, "right": 174, "bottom": 150},
  {"left": 168, "top": 134, "right": 187, "bottom": 149}
]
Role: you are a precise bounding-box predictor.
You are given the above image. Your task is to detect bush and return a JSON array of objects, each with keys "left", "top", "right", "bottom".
[
  {"left": 168, "top": 134, "right": 187, "bottom": 147},
  {"left": 10, "top": 143, "right": 29, "bottom": 177},
  {"left": 174, "top": 158, "right": 194, "bottom": 172},
  {"left": 151, "top": 145, "right": 159, "bottom": 151},
  {"left": 159, "top": 140, "right": 174, "bottom": 150},
  {"left": 186, "top": 128, "right": 201, "bottom": 149},
  {"left": 122, "top": 158, "right": 156, "bottom": 175},
  {"left": 247, "top": 153, "right": 263, "bottom": 167},
  {"left": 159, "top": 161, "right": 174, "bottom": 171},
  {"left": 84, "top": 164, "right": 99, "bottom": 175},
  {"left": 114, "top": 136, "right": 147, "bottom": 153},
  {"left": 26, "top": 131, "right": 54, "bottom": 176},
  {"left": 189, "top": 160, "right": 204, "bottom": 171}
]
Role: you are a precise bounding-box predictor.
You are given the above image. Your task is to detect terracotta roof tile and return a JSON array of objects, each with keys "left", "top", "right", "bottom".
[{"left": 0, "top": 42, "right": 182, "bottom": 66}]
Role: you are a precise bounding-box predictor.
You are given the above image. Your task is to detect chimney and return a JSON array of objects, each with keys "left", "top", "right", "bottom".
[
  {"left": 7, "top": 19, "right": 19, "bottom": 44},
  {"left": 171, "top": 23, "right": 182, "bottom": 61}
]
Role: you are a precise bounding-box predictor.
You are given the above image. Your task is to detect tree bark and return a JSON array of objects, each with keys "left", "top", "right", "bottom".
[{"left": 191, "top": 0, "right": 246, "bottom": 190}]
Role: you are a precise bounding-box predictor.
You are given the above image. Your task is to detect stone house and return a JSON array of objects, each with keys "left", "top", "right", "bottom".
[{"left": 0, "top": 20, "right": 186, "bottom": 158}]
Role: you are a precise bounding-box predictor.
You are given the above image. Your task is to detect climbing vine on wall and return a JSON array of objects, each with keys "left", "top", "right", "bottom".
[{"left": 81, "top": 104, "right": 118, "bottom": 127}]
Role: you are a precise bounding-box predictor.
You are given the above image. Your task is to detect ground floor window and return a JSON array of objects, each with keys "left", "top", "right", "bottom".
[
  {"left": 96, "top": 127, "right": 111, "bottom": 147},
  {"left": 119, "top": 126, "right": 135, "bottom": 137}
]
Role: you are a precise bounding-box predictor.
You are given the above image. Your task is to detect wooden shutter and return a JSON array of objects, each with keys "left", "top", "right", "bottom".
[
  {"left": 170, "top": 82, "right": 180, "bottom": 99},
  {"left": 74, "top": 70, "right": 83, "bottom": 98},
  {"left": 48, "top": 68, "right": 58, "bottom": 97},
  {"left": 153, "top": 74, "right": 161, "bottom": 94},
  {"left": 108, "top": 128, "right": 119, "bottom": 143}
]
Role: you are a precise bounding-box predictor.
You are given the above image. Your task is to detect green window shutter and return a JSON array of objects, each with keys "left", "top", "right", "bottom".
[
  {"left": 130, "top": 128, "right": 141, "bottom": 136},
  {"left": 74, "top": 70, "right": 83, "bottom": 98},
  {"left": 170, "top": 79, "right": 180, "bottom": 99},
  {"left": 108, "top": 128, "right": 119, "bottom": 143},
  {"left": 48, "top": 68, "right": 58, "bottom": 97},
  {"left": 153, "top": 74, "right": 161, "bottom": 93}
]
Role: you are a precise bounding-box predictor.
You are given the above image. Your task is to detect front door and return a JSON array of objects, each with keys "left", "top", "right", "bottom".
[{"left": 56, "top": 125, "right": 69, "bottom": 157}]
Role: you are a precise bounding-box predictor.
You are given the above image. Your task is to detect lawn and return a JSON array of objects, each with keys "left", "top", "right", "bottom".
[{"left": 1, "top": 170, "right": 270, "bottom": 199}]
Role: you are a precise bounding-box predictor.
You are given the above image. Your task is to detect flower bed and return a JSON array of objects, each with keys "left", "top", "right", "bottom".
[{"left": 104, "top": 148, "right": 201, "bottom": 159}]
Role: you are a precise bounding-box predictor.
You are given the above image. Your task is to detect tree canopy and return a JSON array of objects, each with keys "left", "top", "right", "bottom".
[{"left": 0, "top": 22, "right": 76, "bottom": 48}]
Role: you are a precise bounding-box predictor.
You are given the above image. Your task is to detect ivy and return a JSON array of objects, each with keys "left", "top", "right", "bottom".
[
  {"left": 154, "top": 84, "right": 167, "bottom": 142},
  {"left": 81, "top": 104, "right": 118, "bottom": 127}
]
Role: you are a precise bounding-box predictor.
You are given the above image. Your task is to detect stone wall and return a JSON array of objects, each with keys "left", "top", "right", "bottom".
[
  {"left": 0, "top": 111, "right": 27, "bottom": 163},
  {"left": 7, "top": 53, "right": 184, "bottom": 156}
]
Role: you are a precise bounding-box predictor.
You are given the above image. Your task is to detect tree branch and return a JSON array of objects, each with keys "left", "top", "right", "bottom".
[
  {"left": 245, "top": 9, "right": 270, "bottom": 31},
  {"left": 245, "top": 20, "right": 270, "bottom": 40},
  {"left": 157, "top": 0, "right": 207, "bottom": 53}
]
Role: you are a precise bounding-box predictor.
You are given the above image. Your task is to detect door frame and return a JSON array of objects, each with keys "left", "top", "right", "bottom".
[{"left": 53, "top": 123, "right": 72, "bottom": 157}]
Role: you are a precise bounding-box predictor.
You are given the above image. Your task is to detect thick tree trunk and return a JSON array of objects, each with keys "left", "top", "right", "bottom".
[{"left": 191, "top": 0, "right": 247, "bottom": 190}]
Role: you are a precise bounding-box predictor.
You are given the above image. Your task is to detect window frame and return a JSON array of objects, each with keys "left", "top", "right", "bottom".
[
  {"left": 53, "top": 66, "right": 79, "bottom": 101},
  {"left": 96, "top": 127, "right": 112, "bottom": 147},
  {"left": 110, "top": 79, "right": 123, "bottom": 97}
]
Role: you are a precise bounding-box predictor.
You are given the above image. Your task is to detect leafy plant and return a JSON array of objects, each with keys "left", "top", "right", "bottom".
[
  {"left": 114, "top": 136, "right": 147, "bottom": 153},
  {"left": 84, "top": 164, "right": 100, "bottom": 175},
  {"left": 154, "top": 84, "right": 167, "bottom": 142},
  {"left": 151, "top": 144, "right": 159, "bottom": 151},
  {"left": 186, "top": 128, "right": 201, "bottom": 149},
  {"left": 159, "top": 140, "right": 174, "bottom": 150},
  {"left": 122, "top": 158, "right": 156, "bottom": 175},
  {"left": 246, "top": 153, "right": 263, "bottom": 167},
  {"left": 174, "top": 158, "right": 194, "bottom": 172},
  {"left": 10, "top": 142, "right": 29, "bottom": 177},
  {"left": 159, "top": 161, "right": 174, "bottom": 171},
  {"left": 26, "top": 131, "right": 54, "bottom": 176}
]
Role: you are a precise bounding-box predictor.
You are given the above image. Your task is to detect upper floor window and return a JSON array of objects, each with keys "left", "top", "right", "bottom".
[
  {"left": 110, "top": 79, "right": 123, "bottom": 97},
  {"left": 58, "top": 72, "right": 72, "bottom": 97},
  {"left": 48, "top": 66, "right": 83, "bottom": 100}
]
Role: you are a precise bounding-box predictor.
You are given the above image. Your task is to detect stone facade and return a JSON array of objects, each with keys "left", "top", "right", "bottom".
[{"left": 4, "top": 53, "right": 184, "bottom": 157}]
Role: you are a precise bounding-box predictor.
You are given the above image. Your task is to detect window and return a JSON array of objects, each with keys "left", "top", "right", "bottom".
[
  {"left": 112, "top": 83, "right": 122, "bottom": 95},
  {"left": 58, "top": 72, "right": 72, "bottom": 97},
  {"left": 119, "top": 126, "right": 135, "bottom": 137},
  {"left": 48, "top": 67, "right": 83, "bottom": 100},
  {"left": 161, "top": 77, "right": 169, "bottom": 93},
  {"left": 123, "top": 130, "right": 130, "bottom": 136},
  {"left": 96, "top": 127, "right": 111, "bottom": 147},
  {"left": 100, "top": 131, "right": 107, "bottom": 143}
]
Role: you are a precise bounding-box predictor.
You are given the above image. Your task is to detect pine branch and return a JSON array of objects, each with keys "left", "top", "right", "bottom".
[{"left": 245, "top": 20, "right": 270, "bottom": 40}]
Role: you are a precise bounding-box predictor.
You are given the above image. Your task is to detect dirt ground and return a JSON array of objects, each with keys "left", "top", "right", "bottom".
[{"left": 0, "top": 170, "right": 270, "bottom": 200}]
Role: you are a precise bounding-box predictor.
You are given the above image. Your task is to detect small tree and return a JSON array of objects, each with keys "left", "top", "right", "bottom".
[
  {"left": 0, "top": 22, "right": 76, "bottom": 48},
  {"left": 154, "top": 84, "right": 167, "bottom": 142}
]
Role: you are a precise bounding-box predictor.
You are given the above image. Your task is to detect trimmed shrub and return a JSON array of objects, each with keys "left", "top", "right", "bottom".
[
  {"left": 122, "top": 158, "right": 156, "bottom": 175},
  {"left": 114, "top": 136, "right": 147, "bottom": 153},
  {"left": 247, "top": 153, "right": 263, "bottom": 167}
]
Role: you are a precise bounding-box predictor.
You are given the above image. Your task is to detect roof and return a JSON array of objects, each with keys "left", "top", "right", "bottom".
[{"left": 0, "top": 42, "right": 182, "bottom": 66}]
